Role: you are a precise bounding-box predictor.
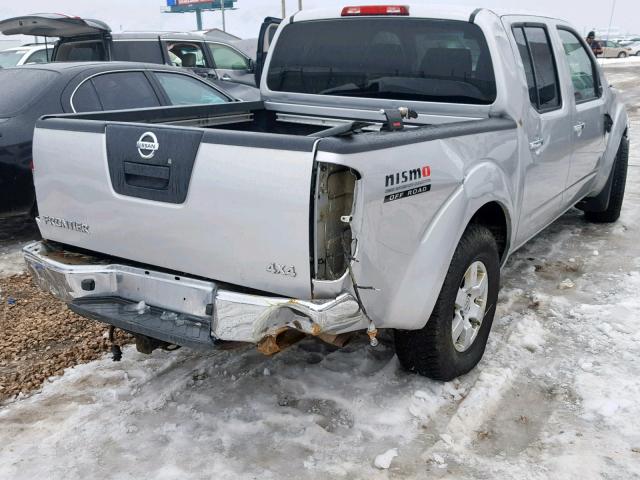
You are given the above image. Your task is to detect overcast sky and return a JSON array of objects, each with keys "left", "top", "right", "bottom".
[{"left": 0, "top": 0, "right": 638, "bottom": 41}]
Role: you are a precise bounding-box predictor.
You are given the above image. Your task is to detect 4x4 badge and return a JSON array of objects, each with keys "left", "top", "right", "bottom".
[
  {"left": 136, "top": 132, "right": 159, "bottom": 159},
  {"left": 266, "top": 263, "right": 297, "bottom": 277}
]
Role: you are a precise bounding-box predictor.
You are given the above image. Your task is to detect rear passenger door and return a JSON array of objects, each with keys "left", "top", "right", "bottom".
[
  {"left": 508, "top": 22, "right": 574, "bottom": 243},
  {"left": 556, "top": 27, "right": 606, "bottom": 203}
]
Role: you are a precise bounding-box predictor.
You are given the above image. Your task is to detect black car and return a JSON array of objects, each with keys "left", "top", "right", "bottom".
[{"left": 0, "top": 61, "right": 235, "bottom": 218}]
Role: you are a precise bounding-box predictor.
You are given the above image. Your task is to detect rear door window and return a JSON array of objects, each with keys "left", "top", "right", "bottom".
[
  {"left": 512, "top": 26, "right": 561, "bottom": 111},
  {"left": 154, "top": 72, "right": 229, "bottom": 105},
  {"left": 512, "top": 27, "right": 538, "bottom": 106},
  {"left": 90, "top": 72, "right": 161, "bottom": 110},
  {"left": 111, "top": 41, "right": 164, "bottom": 64}
]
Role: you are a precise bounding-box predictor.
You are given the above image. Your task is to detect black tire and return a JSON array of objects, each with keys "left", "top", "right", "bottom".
[
  {"left": 585, "top": 136, "right": 629, "bottom": 223},
  {"left": 618, "top": 51, "right": 627, "bottom": 58},
  {"left": 394, "top": 224, "right": 500, "bottom": 381}
]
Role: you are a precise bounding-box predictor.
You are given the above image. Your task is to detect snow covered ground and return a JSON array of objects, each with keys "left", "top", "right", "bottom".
[
  {"left": 1, "top": 66, "right": 640, "bottom": 479},
  {"left": 598, "top": 56, "right": 640, "bottom": 67}
]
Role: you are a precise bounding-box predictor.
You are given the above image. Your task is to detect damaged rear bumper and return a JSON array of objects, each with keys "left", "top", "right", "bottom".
[{"left": 23, "top": 241, "right": 368, "bottom": 349}]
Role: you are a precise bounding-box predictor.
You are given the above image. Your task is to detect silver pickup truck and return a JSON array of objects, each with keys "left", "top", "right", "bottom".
[{"left": 24, "top": 5, "right": 629, "bottom": 381}]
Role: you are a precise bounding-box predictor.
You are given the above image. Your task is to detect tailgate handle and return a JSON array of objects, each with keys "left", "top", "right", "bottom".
[{"left": 124, "top": 162, "right": 170, "bottom": 189}]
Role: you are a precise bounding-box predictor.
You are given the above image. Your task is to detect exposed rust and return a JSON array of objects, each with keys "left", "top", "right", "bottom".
[
  {"left": 311, "top": 323, "right": 322, "bottom": 336},
  {"left": 257, "top": 335, "right": 281, "bottom": 355},
  {"left": 257, "top": 330, "right": 307, "bottom": 356},
  {"left": 367, "top": 328, "right": 379, "bottom": 343}
]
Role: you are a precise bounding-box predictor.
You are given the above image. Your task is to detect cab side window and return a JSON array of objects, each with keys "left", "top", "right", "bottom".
[
  {"left": 557, "top": 29, "right": 599, "bottom": 102},
  {"left": 208, "top": 44, "right": 249, "bottom": 70},
  {"left": 167, "top": 43, "right": 208, "bottom": 68},
  {"left": 512, "top": 25, "right": 561, "bottom": 112}
]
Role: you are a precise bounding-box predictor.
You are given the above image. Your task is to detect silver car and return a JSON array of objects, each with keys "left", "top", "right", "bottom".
[{"left": 599, "top": 39, "right": 634, "bottom": 58}]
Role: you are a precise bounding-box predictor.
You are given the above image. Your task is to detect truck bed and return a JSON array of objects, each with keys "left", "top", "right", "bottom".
[
  {"left": 47, "top": 101, "right": 361, "bottom": 138},
  {"left": 33, "top": 101, "right": 515, "bottom": 298}
]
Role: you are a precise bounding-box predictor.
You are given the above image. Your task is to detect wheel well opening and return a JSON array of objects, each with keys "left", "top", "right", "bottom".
[{"left": 470, "top": 203, "right": 508, "bottom": 261}]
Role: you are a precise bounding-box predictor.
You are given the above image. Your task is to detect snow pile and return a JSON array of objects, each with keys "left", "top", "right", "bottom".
[
  {"left": 509, "top": 316, "right": 546, "bottom": 353},
  {"left": 373, "top": 448, "right": 398, "bottom": 469}
]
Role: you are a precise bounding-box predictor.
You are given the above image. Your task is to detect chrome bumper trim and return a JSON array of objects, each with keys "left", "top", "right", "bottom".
[{"left": 23, "top": 242, "right": 368, "bottom": 344}]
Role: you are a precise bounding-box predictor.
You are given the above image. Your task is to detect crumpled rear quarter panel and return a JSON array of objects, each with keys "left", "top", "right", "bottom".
[{"left": 316, "top": 123, "right": 518, "bottom": 330}]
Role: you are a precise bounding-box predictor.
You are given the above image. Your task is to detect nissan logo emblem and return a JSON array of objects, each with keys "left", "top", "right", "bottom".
[{"left": 136, "top": 132, "right": 159, "bottom": 159}]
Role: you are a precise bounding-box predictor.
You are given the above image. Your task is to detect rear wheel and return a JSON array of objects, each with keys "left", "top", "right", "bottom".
[
  {"left": 394, "top": 224, "right": 500, "bottom": 381},
  {"left": 585, "top": 136, "right": 629, "bottom": 223},
  {"left": 617, "top": 51, "right": 627, "bottom": 58}
]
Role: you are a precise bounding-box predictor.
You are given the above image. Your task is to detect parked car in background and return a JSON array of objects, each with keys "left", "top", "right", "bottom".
[
  {"left": 0, "top": 13, "right": 258, "bottom": 87},
  {"left": 598, "top": 39, "right": 633, "bottom": 57},
  {"left": 618, "top": 37, "right": 640, "bottom": 46},
  {"left": 0, "top": 62, "right": 237, "bottom": 218},
  {"left": 627, "top": 41, "right": 640, "bottom": 56},
  {"left": 0, "top": 44, "right": 50, "bottom": 67}
]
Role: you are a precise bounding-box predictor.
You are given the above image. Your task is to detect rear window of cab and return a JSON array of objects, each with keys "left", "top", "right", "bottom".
[{"left": 267, "top": 18, "right": 496, "bottom": 105}]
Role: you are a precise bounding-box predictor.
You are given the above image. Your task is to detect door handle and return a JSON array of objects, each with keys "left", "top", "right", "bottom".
[
  {"left": 124, "top": 162, "right": 170, "bottom": 189},
  {"left": 221, "top": 74, "right": 232, "bottom": 81},
  {"left": 573, "top": 122, "right": 586, "bottom": 135},
  {"left": 529, "top": 138, "right": 544, "bottom": 151}
]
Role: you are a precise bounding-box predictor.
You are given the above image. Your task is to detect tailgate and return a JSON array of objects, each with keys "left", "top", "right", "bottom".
[{"left": 32, "top": 119, "right": 317, "bottom": 298}]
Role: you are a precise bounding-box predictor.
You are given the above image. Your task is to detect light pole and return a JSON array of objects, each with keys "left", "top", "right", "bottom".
[
  {"left": 605, "top": 0, "right": 617, "bottom": 40},
  {"left": 195, "top": 7, "right": 203, "bottom": 30},
  {"left": 281, "top": 0, "right": 286, "bottom": 18},
  {"left": 221, "top": 0, "right": 226, "bottom": 31},
  {"left": 298, "top": 0, "right": 303, "bottom": 10}
]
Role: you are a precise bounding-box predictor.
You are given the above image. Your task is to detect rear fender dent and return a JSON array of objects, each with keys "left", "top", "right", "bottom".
[{"left": 384, "top": 162, "right": 513, "bottom": 331}]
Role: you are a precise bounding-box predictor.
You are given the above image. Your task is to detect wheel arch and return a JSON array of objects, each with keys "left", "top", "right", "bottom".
[
  {"left": 468, "top": 201, "right": 511, "bottom": 265},
  {"left": 382, "top": 161, "right": 515, "bottom": 331}
]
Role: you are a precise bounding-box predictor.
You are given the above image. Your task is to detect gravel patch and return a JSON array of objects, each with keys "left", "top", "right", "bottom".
[{"left": 0, "top": 274, "right": 131, "bottom": 403}]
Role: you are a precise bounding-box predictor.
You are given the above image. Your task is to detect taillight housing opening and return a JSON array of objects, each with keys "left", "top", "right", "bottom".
[
  {"left": 313, "top": 164, "right": 358, "bottom": 281},
  {"left": 341, "top": 5, "right": 410, "bottom": 16}
]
